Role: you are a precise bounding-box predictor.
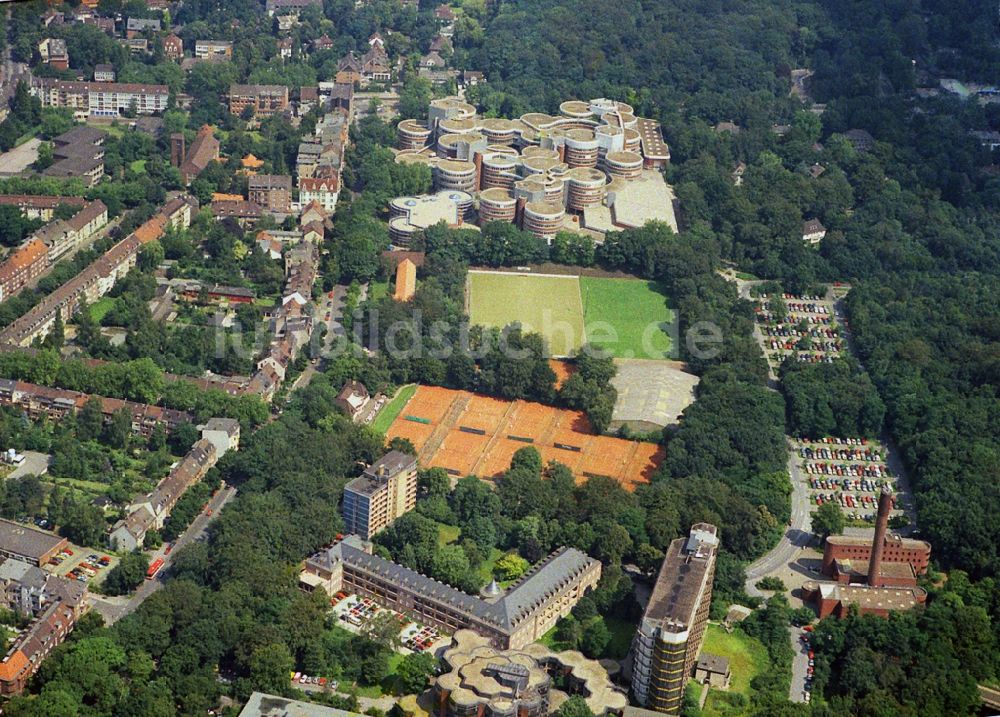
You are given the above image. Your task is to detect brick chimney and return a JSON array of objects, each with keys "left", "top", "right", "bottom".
[
  {"left": 170, "top": 133, "right": 186, "bottom": 168},
  {"left": 867, "top": 490, "right": 894, "bottom": 588}
]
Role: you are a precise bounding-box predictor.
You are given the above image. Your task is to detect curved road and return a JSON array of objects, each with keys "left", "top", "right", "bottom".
[{"left": 744, "top": 445, "right": 812, "bottom": 598}]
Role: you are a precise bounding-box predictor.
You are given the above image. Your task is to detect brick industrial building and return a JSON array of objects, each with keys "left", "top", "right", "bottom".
[
  {"left": 631, "top": 524, "right": 719, "bottom": 715},
  {"left": 803, "top": 491, "right": 929, "bottom": 619},
  {"left": 341, "top": 451, "right": 417, "bottom": 539},
  {"left": 301, "top": 536, "right": 600, "bottom": 649}
]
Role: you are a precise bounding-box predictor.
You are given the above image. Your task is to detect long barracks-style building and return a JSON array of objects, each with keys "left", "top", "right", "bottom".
[{"left": 300, "top": 535, "right": 600, "bottom": 650}]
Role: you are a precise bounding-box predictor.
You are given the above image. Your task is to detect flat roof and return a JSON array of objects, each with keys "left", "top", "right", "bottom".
[
  {"left": 610, "top": 170, "right": 678, "bottom": 232},
  {"left": 239, "top": 692, "right": 363, "bottom": 717},
  {"left": 636, "top": 117, "right": 669, "bottom": 160},
  {"left": 0, "top": 519, "right": 66, "bottom": 561},
  {"left": 643, "top": 524, "right": 718, "bottom": 631}
]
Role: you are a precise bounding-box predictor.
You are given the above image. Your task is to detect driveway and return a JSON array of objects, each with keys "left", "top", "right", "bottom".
[
  {"left": 88, "top": 484, "right": 237, "bottom": 624},
  {"left": 789, "top": 626, "right": 810, "bottom": 702}
]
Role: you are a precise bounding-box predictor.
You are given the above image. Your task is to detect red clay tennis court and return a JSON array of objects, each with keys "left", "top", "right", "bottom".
[{"left": 386, "top": 385, "right": 663, "bottom": 490}]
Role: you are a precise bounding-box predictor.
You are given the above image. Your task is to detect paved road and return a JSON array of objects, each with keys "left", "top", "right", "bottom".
[
  {"left": 789, "top": 626, "right": 810, "bottom": 703},
  {"left": 88, "top": 485, "right": 237, "bottom": 624},
  {"left": 745, "top": 444, "right": 813, "bottom": 598}
]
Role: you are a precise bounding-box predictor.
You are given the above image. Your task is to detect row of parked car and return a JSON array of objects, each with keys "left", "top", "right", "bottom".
[
  {"left": 402, "top": 625, "right": 441, "bottom": 653},
  {"left": 801, "top": 628, "right": 815, "bottom": 703},
  {"left": 812, "top": 492, "right": 887, "bottom": 510},
  {"left": 762, "top": 301, "right": 832, "bottom": 315},
  {"left": 757, "top": 312, "right": 838, "bottom": 326},
  {"left": 810, "top": 477, "right": 891, "bottom": 493},
  {"left": 761, "top": 325, "right": 842, "bottom": 339},
  {"left": 292, "top": 672, "right": 333, "bottom": 688},
  {"left": 67, "top": 554, "right": 111, "bottom": 583},
  {"left": 799, "top": 446, "right": 882, "bottom": 461},
  {"left": 805, "top": 462, "right": 887, "bottom": 478}
]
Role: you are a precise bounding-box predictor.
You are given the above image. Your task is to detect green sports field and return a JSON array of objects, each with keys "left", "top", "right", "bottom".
[
  {"left": 580, "top": 277, "right": 675, "bottom": 359},
  {"left": 467, "top": 271, "right": 585, "bottom": 356},
  {"left": 467, "top": 272, "right": 675, "bottom": 358}
]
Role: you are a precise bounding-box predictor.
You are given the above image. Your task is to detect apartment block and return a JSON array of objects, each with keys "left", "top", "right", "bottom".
[
  {"left": 342, "top": 451, "right": 417, "bottom": 539},
  {"left": 110, "top": 427, "right": 234, "bottom": 551},
  {"left": 248, "top": 174, "right": 293, "bottom": 213},
  {"left": 31, "top": 78, "right": 168, "bottom": 118},
  {"left": 631, "top": 524, "right": 719, "bottom": 715},
  {"left": 0, "top": 561, "right": 87, "bottom": 695},
  {"left": 195, "top": 40, "right": 233, "bottom": 59},
  {"left": 229, "top": 84, "right": 289, "bottom": 117}
]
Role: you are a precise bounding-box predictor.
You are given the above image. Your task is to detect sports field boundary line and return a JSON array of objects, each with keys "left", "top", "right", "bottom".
[{"left": 468, "top": 269, "right": 581, "bottom": 280}]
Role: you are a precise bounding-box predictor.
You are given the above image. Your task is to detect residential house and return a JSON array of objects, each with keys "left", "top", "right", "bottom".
[
  {"left": 94, "top": 64, "right": 116, "bottom": 82},
  {"left": 38, "top": 39, "right": 69, "bottom": 70},
  {"left": 195, "top": 40, "right": 233, "bottom": 59},
  {"left": 298, "top": 176, "right": 338, "bottom": 212},
  {"left": 125, "top": 17, "right": 161, "bottom": 38},
  {"left": 163, "top": 33, "right": 184, "bottom": 61},
  {"left": 802, "top": 219, "right": 827, "bottom": 245}
]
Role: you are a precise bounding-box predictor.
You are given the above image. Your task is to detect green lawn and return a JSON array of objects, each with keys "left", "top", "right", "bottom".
[
  {"left": 537, "top": 614, "right": 635, "bottom": 659},
  {"left": 89, "top": 297, "right": 115, "bottom": 323},
  {"left": 129, "top": 159, "right": 146, "bottom": 173},
  {"left": 370, "top": 280, "right": 389, "bottom": 301},
  {"left": 437, "top": 523, "right": 460, "bottom": 546},
  {"left": 579, "top": 277, "right": 675, "bottom": 359},
  {"left": 467, "top": 271, "right": 585, "bottom": 357},
  {"left": 474, "top": 548, "right": 504, "bottom": 588},
  {"left": 701, "top": 623, "right": 770, "bottom": 717},
  {"left": 372, "top": 384, "right": 417, "bottom": 434},
  {"left": 88, "top": 122, "right": 124, "bottom": 138}
]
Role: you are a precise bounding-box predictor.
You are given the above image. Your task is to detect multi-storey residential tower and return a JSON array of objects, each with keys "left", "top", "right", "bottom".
[{"left": 631, "top": 524, "right": 719, "bottom": 714}]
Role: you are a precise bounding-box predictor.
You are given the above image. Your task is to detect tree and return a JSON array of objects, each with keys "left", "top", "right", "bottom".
[
  {"left": 493, "top": 552, "right": 529, "bottom": 582},
  {"left": 554, "top": 696, "right": 595, "bottom": 717},
  {"left": 395, "top": 652, "right": 436, "bottom": 694},
  {"left": 811, "top": 501, "right": 845, "bottom": 542},
  {"left": 103, "top": 408, "right": 132, "bottom": 449},
  {"left": 104, "top": 552, "right": 150, "bottom": 596},
  {"left": 580, "top": 619, "right": 611, "bottom": 658},
  {"left": 248, "top": 643, "right": 294, "bottom": 696}
]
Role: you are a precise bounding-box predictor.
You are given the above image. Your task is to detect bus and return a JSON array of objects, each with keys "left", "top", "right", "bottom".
[{"left": 146, "top": 558, "right": 165, "bottom": 579}]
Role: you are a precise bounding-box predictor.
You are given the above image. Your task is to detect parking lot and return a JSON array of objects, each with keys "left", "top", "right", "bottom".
[
  {"left": 794, "top": 436, "right": 910, "bottom": 527},
  {"left": 330, "top": 593, "right": 449, "bottom": 655},
  {"left": 753, "top": 291, "right": 847, "bottom": 370},
  {"left": 45, "top": 545, "right": 119, "bottom": 587}
]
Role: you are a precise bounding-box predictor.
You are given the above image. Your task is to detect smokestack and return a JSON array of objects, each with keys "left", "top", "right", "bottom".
[
  {"left": 170, "top": 133, "right": 186, "bottom": 168},
  {"left": 473, "top": 151, "right": 483, "bottom": 191},
  {"left": 867, "top": 490, "right": 893, "bottom": 588}
]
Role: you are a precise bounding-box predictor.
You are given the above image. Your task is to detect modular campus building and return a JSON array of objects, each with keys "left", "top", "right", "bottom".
[
  {"left": 300, "top": 535, "right": 600, "bottom": 650},
  {"left": 393, "top": 97, "right": 675, "bottom": 241}
]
